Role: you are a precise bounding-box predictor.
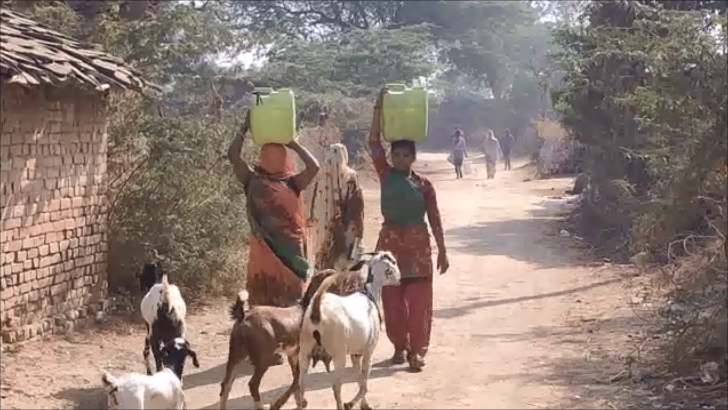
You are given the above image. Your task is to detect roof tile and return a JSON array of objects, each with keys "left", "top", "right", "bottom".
[{"left": 0, "top": 7, "right": 158, "bottom": 93}]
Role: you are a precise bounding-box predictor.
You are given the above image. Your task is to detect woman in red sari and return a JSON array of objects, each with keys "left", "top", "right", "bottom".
[
  {"left": 369, "top": 88, "right": 449, "bottom": 372},
  {"left": 227, "top": 110, "right": 320, "bottom": 309}
]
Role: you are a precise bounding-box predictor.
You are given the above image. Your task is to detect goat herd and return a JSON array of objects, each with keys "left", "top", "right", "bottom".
[{"left": 100, "top": 250, "right": 402, "bottom": 410}]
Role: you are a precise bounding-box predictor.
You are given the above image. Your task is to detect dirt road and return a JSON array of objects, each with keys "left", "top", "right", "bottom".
[{"left": 1, "top": 154, "right": 638, "bottom": 409}]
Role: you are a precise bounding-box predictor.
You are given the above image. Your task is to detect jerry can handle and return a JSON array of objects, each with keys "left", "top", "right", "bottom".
[
  {"left": 253, "top": 87, "right": 274, "bottom": 94},
  {"left": 252, "top": 87, "right": 274, "bottom": 105},
  {"left": 385, "top": 83, "right": 407, "bottom": 93}
]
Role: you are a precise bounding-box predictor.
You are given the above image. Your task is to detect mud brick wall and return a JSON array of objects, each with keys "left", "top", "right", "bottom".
[{"left": 0, "top": 84, "right": 110, "bottom": 343}]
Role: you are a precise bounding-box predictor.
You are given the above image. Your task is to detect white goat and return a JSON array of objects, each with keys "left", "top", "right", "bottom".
[
  {"left": 139, "top": 263, "right": 199, "bottom": 379},
  {"left": 296, "top": 251, "right": 401, "bottom": 410},
  {"left": 101, "top": 368, "right": 187, "bottom": 409}
]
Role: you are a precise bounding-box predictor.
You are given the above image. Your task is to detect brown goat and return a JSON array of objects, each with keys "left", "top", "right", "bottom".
[{"left": 219, "top": 269, "right": 364, "bottom": 410}]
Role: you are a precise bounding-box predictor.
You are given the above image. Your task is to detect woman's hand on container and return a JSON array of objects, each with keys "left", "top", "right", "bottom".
[{"left": 437, "top": 251, "right": 449, "bottom": 275}]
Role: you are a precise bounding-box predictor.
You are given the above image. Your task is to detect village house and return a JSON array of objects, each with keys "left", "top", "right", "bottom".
[{"left": 0, "top": 8, "right": 154, "bottom": 343}]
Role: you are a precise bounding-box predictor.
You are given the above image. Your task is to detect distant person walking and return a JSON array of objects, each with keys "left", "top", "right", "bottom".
[
  {"left": 450, "top": 129, "right": 468, "bottom": 179},
  {"left": 499, "top": 129, "right": 514, "bottom": 171},
  {"left": 483, "top": 129, "right": 502, "bottom": 179}
]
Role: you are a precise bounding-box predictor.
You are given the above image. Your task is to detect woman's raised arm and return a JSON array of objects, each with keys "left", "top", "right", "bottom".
[
  {"left": 228, "top": 110, "right": 254, "bottom": 186},
  {"left": 368, "top": 88, "right": 390, "bottom": 180},
  {"left": 289, "top": 140, "right": 320, "bottom": 191}
]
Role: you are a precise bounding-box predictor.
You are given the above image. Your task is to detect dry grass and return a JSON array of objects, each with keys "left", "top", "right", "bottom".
[
  {"left": 603, "top": 237, "right": 728, "bottom": 410},
  {"left": 202, "top": 239, "right": 250, "bottom": 299},
  {"left": 658, "top": 239, "right": 727, "bottom": 370}
]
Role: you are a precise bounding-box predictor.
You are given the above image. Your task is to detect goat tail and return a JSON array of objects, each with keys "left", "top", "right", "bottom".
[
  {"left": 310, "top": 273, "right": 338, "bottom": 325},
  {"left": 229, "top": 290, "right": 248, "bottom": 321}
]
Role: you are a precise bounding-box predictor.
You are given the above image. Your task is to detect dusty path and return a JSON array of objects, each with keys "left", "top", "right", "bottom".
[{"left": 1, "top": 154, "right": 638, "bottom": 409}]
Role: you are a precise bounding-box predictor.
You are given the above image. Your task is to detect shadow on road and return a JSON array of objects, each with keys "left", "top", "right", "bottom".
[
  {"left": 433, "top": 276, "right": 630, "bottom": 320},
  {"left": 199, "top": 366, "right": 400, "bottom": 410},
  {"left": 525, "top": 315, "right": 650, "bottom": 409},
  {"left": 54, "top": 363, "right": 400, "bottom": 410},
  {"left": 448, "top": 315, "right": 651, "bottom": 409},
  {"left": 54, "top": 386, "right": 108, "bottom": 410},
  {"left": 184, "top": 362, "right": 253, "bottom": 390},
  {"left": 446, "top": 217, "right": 583, "bottom": 270}
]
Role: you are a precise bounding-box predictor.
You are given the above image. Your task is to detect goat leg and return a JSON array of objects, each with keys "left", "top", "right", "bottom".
[
  {"left": 150, "top": 335, "right": 163, "bottom": 373},
  {"left": 345, "top": 353, "right": 372, "bottom": 410},
  {"left": 295, "top": 346, "right": 312, "bottom": 410},
  {"left": 249, "top": 365, "right": 270, "bottom": 410},
  {"left": 271, "top": 355, "right": 307, "bottom": 410},
  {"left": 350, "top": 354, "right": 362, "bottom": 374},
  {"left": 143, "top": 328, "right": 153, "bottom": 375},
  {"left": 331, "top": 354, "right": 347, "bottom": 410},
  {"left": 219, "top": 346, "right": 246, "bottom": 410}
]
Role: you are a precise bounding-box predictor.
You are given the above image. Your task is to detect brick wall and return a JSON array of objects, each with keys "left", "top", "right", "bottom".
[{"left": 0, "top": 83, "right": 109, "bottom": 343}]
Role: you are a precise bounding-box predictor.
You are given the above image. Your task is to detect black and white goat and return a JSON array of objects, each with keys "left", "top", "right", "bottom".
[
  {"left": 138, "top": 262, "right": 200, "bottom": 381},
  {"left": 296, "top": 251, "right": 401, "bottom": 410}
]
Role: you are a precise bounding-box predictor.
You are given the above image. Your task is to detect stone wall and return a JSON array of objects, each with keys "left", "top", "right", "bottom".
[{"left": 0, "top": 84, "right": 109, "bottom": 343}]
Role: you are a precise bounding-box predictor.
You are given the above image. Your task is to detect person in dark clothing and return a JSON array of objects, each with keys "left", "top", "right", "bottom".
[
  {"left": 450, "top": 130, "right": 468, "bottom": 179},
  {"left": 499, "top": 129, "right": 515, "bottom": 171}
]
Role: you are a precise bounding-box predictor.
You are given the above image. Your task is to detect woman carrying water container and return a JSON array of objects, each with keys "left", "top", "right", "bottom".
[
  {"left": 227, "top": 109, "right": 320, "bottom": 309},
  {"left": 369, "top": 87, "right": 450, "bottom": 372}
]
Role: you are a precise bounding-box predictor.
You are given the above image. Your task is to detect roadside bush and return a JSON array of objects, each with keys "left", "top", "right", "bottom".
[
  {"left": 553, "top": 0, "right": 727, "bottom": 378},
  {"left": 105, "top": 93, "right": 251, "bottom": 297}
]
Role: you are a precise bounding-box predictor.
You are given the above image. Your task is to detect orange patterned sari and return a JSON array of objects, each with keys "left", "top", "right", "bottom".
[{"left": 245, "top": 144, "right": 309, "bottom": 307}]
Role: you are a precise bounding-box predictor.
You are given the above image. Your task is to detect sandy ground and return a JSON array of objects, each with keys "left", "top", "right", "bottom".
[{"left": 0, "top": 154, "right": 644, "bottom": 409}]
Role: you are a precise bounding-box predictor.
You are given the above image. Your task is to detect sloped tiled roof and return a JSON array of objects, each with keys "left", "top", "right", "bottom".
[{"left": 0, "top": 7, "right": 157, "bottom": 93}]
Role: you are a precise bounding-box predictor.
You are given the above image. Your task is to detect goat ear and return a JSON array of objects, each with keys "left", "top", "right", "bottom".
[
  {"left": 348, "top": 260, "right": 366, "bottom": 272},
  {"left": 101, "top": 372, "right": 117, "bottom": 390},
  {"left": 186, "top": 347, "right": 200, "bottom": 368},
  {"left": 381, "top": 253, "right": 396, "bottom": 264}
]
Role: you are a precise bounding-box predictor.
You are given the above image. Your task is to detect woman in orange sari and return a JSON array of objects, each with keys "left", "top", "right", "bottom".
[{"left": 227, "top": 110, "right": 320, "bottom": 310}]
